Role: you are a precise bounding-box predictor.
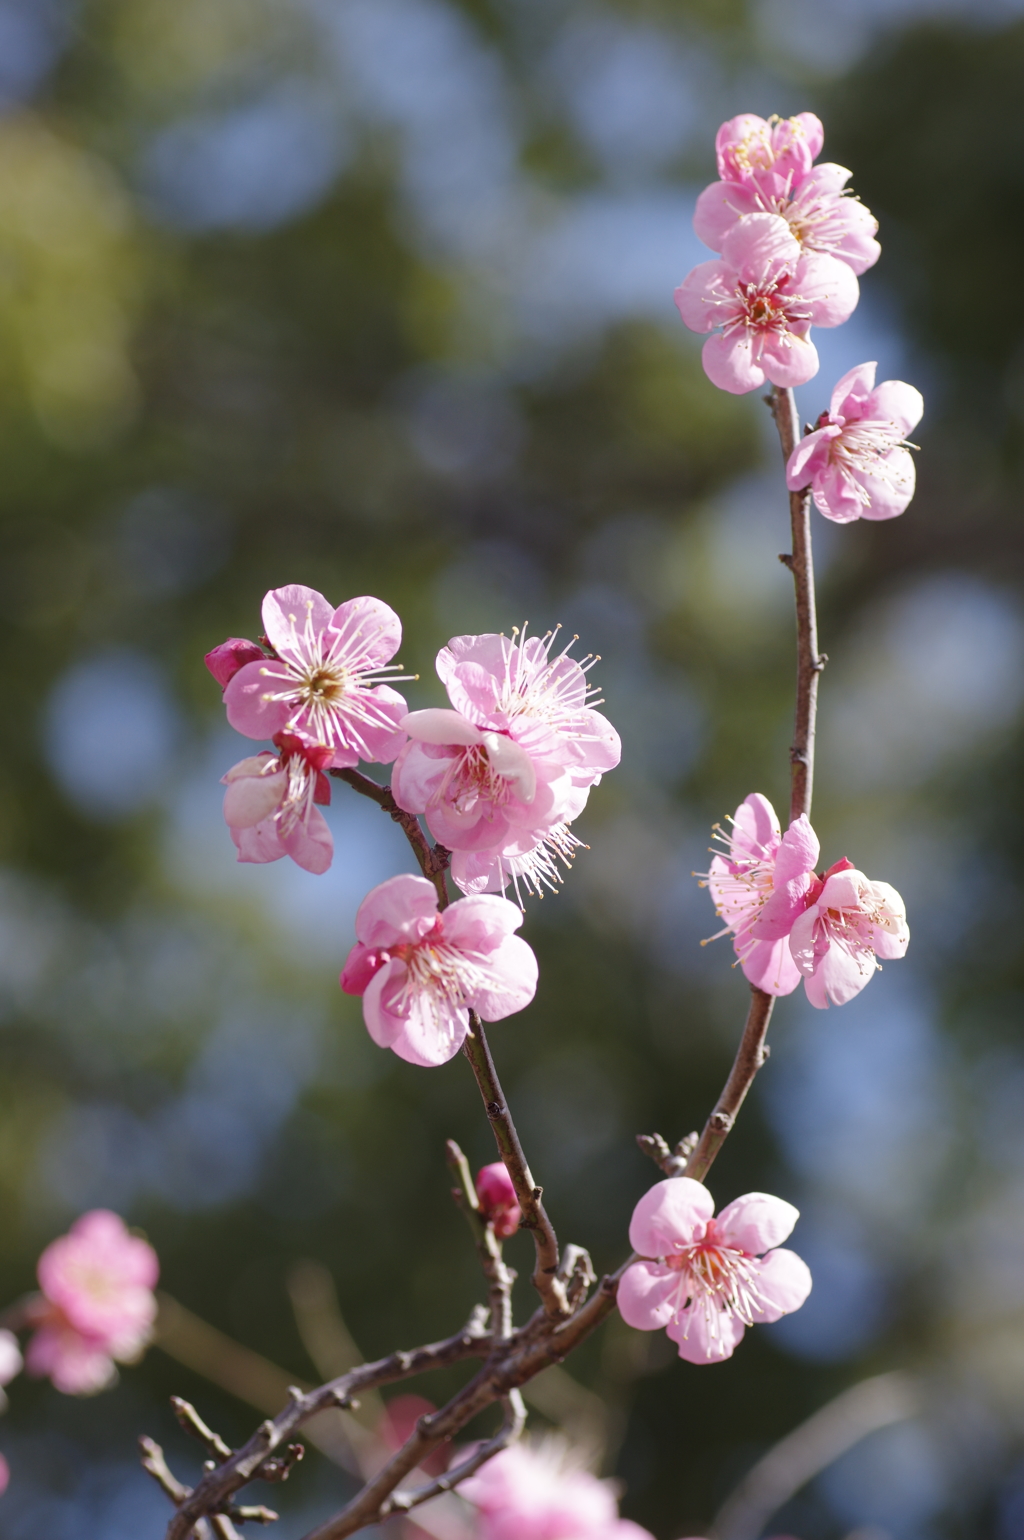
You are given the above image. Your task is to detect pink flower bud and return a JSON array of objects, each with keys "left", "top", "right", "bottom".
[
  {"left": 204, "top": 638, "right": 265, "bottom": 689},
  {"left": 475, "top": 1162, "right": 521, "bottom": 1238}
]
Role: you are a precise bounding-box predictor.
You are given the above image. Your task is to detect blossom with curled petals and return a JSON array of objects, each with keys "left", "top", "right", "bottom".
[
  {"left": 697, "top": 792, "right": 819, "bottom": 996},
  {"left": 618, "top": 1178, "right": 811, "bottom": 1363},
  {"left": 786, "top": 362, "right": 923, "bottom": 523},
  {"left": 340, "top": 874, "right": 537, "bottom": 1066},
  {"left": 221, "top": 730, "right": 334, "bottom": 874},
  {"left": 461, "top": 1439, "right": 654, "bottom": 1540},
  {"left": 675, "top": 214, "right": 858, "bottom": 394},
  {"left": 221, "top": 584, "right": 411, "bottom": 767},
  {"left": 790, "top": 865, "right": 909, "bottom": 1008}
]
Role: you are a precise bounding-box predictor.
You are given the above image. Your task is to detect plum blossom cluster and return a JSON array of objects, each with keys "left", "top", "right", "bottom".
[
  {"left": 676, "top": 112, "right": 923, "bottom": 525},
  {"left": 699, "top": 792, "right": 909, "bottom": 1008},
  {"left": 462, "top": 1439, "right": 655, "bottom": 1540}
]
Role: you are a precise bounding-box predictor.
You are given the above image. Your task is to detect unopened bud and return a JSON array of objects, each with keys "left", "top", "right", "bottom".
[
  {"left": 475, "top": 1162, "right": 521, "bottom": 1239},
  {"left": 204, "top": 638, "right": 265, "bottom": 690}
]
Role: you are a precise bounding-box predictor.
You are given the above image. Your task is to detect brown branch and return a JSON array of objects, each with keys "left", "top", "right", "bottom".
[
  {"left": 386, "top": 1390, "right": 527, "bottom": 1517},
  {"left": 462, "top": 1013, "right": 569, "bottom": 1319},
  {"left": 769, "top": 384, "right": 825, "bottom": 825},
  {"left": 446, "top": 1138, "right": 516, "bottom": 1341},
  {"left": 684, "top": 985, "right": 775, "bottom": 1185},
  {"left": 330, "top": 768, "right": 450, "bottom": 907}
]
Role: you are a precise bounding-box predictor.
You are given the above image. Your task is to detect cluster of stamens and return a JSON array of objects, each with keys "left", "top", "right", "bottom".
[
  {"left": 664, "top": 1238, "right": 771, "bottom": 1337},
  {"left": 495, "top": 623, "right": 604, "bottom": 729}
]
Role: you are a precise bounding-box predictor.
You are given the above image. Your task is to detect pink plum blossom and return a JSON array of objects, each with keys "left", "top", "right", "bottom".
[
  {"left": 340, "top": 874, "right": 538, "bottom": 1066},
  {"left": 699, "top": 793, "right": 819, "bottom": 996},
  {"left": 391, "top": 627, "right": 619, "bottom": 856},
  {"left": 26, "top": 1211, "right": 159, "bottom": 1396},
  {"left": 475, "top": 1162, "right": 521, "bottom": 1239},
  {"left": 714, "top": 113, "right": 824, "bottom": 196},
  {"left": 785, "top": 362, "right": 923, "bottom": 522},
  {"left": 790, "top": 863, "right": 909, "bottom": 1008},
  {"left": 222, "top": 729, "right": 334, "bottom": 874},
  {"left": 222, "top": 585, "right": 410, "bottom": 767},
  {"left": 204, "top": 637, "right": 266, "bottom": 690},
  {"left": 450, "top": 823, "right": 586, "bottom": 904},
  {"left": 675, "top": 214, "right": 859, "bottom": 394},
  {"left": 618, "top": 1177, "right": 811, "bottom": 1363},
  {"left": 461, "top": 1440, "right": 654, "bottom": 1540}
]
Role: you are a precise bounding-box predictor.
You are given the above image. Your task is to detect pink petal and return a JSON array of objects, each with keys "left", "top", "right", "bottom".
[
  {"left": 753, "top": 1246, "right": 812, "bottom": 1321},
  {"left": 810, "top": 939, "right": 876, "bottom": 1009},
  {"left": 693, "top": 180, "right": 759, "bottom": 251},
  {"left": 401, "top": 708, "right": 483, "bottom": 746},
  {"left": 224, "top": 659, "right": 292, "bottom": 741},
  {"left": 731, "top": 793, "right": 781, "bottom": 861},
  {"left": 355, "top": 873, "right": 439, "bottom": 949},
  {"left": 339, "top": 942, "right": 386, "bottom": 996},
  {"left": 828, "top": 197, "right": 881, "bottom": 274},
  {"left": 262, "top": 585, "right": 335, "bottom": 656},
  {"left": 222, "top": 766, "right": 285, "bottom": 829},
  {"left": 759, "top": 329, "right": 820, "bottom": 389},
  {"left": 792, "top": 112, "right": 825, "bottom": 164},
  {"left": 616, "top": 1261, "right": 683, "bottom": 1330},
  {"left": 721, "top": 213, "right": 800, "bottom": 285},
  {"left": 786, "top": 426, "right": 838, "bottom": 490},
  {"left": 674, "top": 260, "right": 734, "bottom": 334},
  {"left": 866, "top": 380, "right": 924, "bottom": 437},
  {"left": 628, "top": 1177, "right": 714, "bottom": 1258},
  {"left": 343, "top": 683, "right": 409, "bottom": 765},
  {"left": 715, "top": 1192, "right": 799, "bottom": 1254},
  {"left": 667, "top": 1304, "right": 746, "bottom": 1364},
  {"left": 280, "top": 806, "right": 333, "bottom": 874},
  {"left": 740, "top": 936, "right": 802, "bottom": 996},
  {"left": 365, "top": 963, "right": 469, "bottom": 1066},
  {"left": 802, "top": 162, "right": 851, "bottom": 197},
  {"left": 424, "top": 800, "right": 513, "bottom": 853},
  {"left": 813, "top": 462, "right": 866, "bottom": 523},
  {"left": 830, "top": 360, "right": 877, "bottom": 419},
  {"left": 442, "top": 893, "right": 523, "bottom": 954},
  {"left": 793, "top": 251, "right": 859, "bottom": 328},
  {"left": 231, "top": 820, "right": 287, "bottom": 865},
  {"left": 482, "top": 732, "right": 536, "bottom": 803},
  {"left": 329, "top": 595, "right": 402, "bottom": 670},
  {"left": 752, "top": 815, "right": 819, "bottom": 941},
  {"left": 390, "top": 740, "right": 450, "bottom": 815},
  {"left": 464, "top": 933, "right": 538, "bottom": 1022},
  {"left": 856, "top": 449, "right": 917, "bottom": 521},
  {"left": 702, "top": 331, "right": 765, "bottom": 394}
]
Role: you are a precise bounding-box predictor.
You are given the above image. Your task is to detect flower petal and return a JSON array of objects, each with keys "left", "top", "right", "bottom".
[
  {"left": 715, "top": 1192, "right": 799, "bottom": 1254},
  {"left": 674, "top": 260, "right": 733, "bottom": 334},
  {"left": 628, "top": 1177, "right": 714, "bottom": 1258},
  {"left": 616, "top": 1261, "right": 683, "bottom": 1330},
  {"left": 867, "top": 380, "right": 923, "bottom": 437},
  {"left": 442, "top": 893, "right": 524, "bottom": 953},
  {"left": 355, "top": 873, "right": 439, "bottom": 949},
  {"left": 759, "top": 329, "right": 820, "bottom": 389},
  {"left": 482, "top": 732, "right": 537, "bottom": 803},
  {"left": 702, "top": 330, "right": 765, "bottom": 394},
  {"left": 464, "top": 933, "right": 538, "bottom": 1022},
  {"left": 721, "top": 213, "right": 800, "bottom": 285},
  {"left": 793, "top": 251, "right": 859, "bottom": 328},
  {"left": 401, "top": 709, "right": 484, "bottom": 746},
  {"left": 753, "top": 1246, "right": 812, "bottom": 1321},
  {"left": 329, "top": 595, "right": 402, "bottom": 670},
  {"left": 667, "top": 1304, "right": 746, "bottom": 1364},
  {"left": 280, "top": 805, "right": 333, "bottom": 874},
  {"left": 262, "top": 585, "right": 335, "bottom": 656},
  {"left": 693, "top": 180, "right": 759, "bottom": 251},
  {"left": 222, "top": 766, "right": 285, "bottom": 829},
  {"left": 224, "top": 659, "right": 293, "bottom": 741}
]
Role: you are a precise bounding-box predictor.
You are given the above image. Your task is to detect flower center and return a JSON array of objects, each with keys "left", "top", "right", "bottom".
[
  {"left": 302, "top": 664, "right": 348, "bottom": 704},
  {"left": 433, "top": 743, "right": 512, "bottom": 816},
  {"left": 667, "top": 1240, "right": 769, "bottom": 1329}
]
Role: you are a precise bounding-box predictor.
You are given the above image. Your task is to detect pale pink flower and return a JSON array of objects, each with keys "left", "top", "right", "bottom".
[
  {"left": 699, "top": 793, "right": 819, "bottom": 996},
  {"left": 461, "top": 1440, "right": 653, "bottom": 1540},
  {"left": 618, "top": 1177, "right": 811, "bottom": 1364},
  {"left": 204, "top": 637, "right": 266, "bottom": 690},
  {"left": 340, "top": 874, "right": 538, "bottom": 1066},
  {"left": 223, "top": 585, "right": 410, "bottom": 767},
  {"left": 714, "top": 113, "right": 824, "bottom": 197},
  {"left": 675, "top": 214, "right": 859, "bottom": 394},
  {"left": 450, "top": 824, "right": 586, "bottom": 904},
  {"left": 696, "top": 163, "right": 879, "bottom": 275},
  {"left": 391, "top": 627, "right": 619, "bottom": 854},
  {"left": 790, "top": 864, "right": 909, "bottom": 1009},
  {"left": 26, "top": 1211, "right": 158, "bottom": 1396},
  {"left": 222, "top": 729, "right": 334, "bottom": 874},
  {"left": 786, "top": 362, "right": 923, "bottom": 522},
  {"left": 475, "top": 1162, "right": 521, "bottom": 1239}
]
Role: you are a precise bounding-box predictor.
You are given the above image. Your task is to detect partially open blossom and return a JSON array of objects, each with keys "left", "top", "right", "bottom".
[
  {"left": 222, "top": 585, "right": 410, "bottom": 767},
  {"left": 699, "top": 793, "right": 819, "bottom": 996},
  {"left": 675, "top": 214, "right": 859, "bottom": 394},
  {"left": 461, "top": 1439, "right": 654, "bottom": 1540},
  {"left": 391, "top": 628, "right": 619, "bottom": 855},
  {"left": 222, "top": 730, "right": 334, "bottom": 874},
  {"left": 714, "top": 113, "right": 824, "bottom": 196},
  {"left": 475, "top": 1162, "right": 521, "bottom": 1239},
  {"left": 790, "top": 863, "right": 909, "bottom": 1008},
  {"left": 204, "top": 637, "right": 266, "bottom": 691},
  {"left": 618, "top": 1178, "right": 810, "bottom": 1364},
  {"left": 26, "top": 1211, "right": 158, "bottom": 1396},
  {"left": 786, "top": 362, "right": 923, "bottom": 523},
  {"left": 450, "top": 824, "right": 586, "bottom": 904},
  {"left": 340, "top": 874, "right": 538, "bottom": 1066}
]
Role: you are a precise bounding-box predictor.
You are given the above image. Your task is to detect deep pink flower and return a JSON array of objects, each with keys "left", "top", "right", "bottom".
[
  {"left": 786, "top": 362, "right": 923, "bottom": 523},
  {"left": 391, "top": 628, "right": 619, "bottom": 854},
  {"left": 340, "top": 874, "right": 538, "bottom": 1066},
  {"left": 618, "top": 1178, "right": 811, "bottom": 1363},
  {"left": 475, "top": 1162, "right": 521, "bottom": 1239},
  {"left": 790, "top": 865, "right": 909, "bottom": 1009},
  {"left": 675, "top": 214, "right": 859, "bottom": 394},
  {"left": 461, "top": 1440, "right": 654, "bottom": 1540},
  {"left": 450, "top": 824, "right": 586, "bottom": 903},
  {"left": 27, "top": 1211, "right": 158, "bottom": 1396},
  {"left": 699, "top": 793, "right": 819, "bottom": 996},
  {"left": 222, "top": 730, "right": 334, "bottom": 874},
  {"left": 714, "top": 113, "right": 824, "bottom": 197},
  {"left": 204, "top": 638, "right": 266, "bottom": 691},
  {"left": 223, "top": 585, "right": 410, "bottom": 767}
]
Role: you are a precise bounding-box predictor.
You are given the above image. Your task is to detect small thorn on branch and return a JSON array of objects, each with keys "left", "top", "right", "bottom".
[{"left": 778, "top": 552, "right": 795, "bottom": 569}]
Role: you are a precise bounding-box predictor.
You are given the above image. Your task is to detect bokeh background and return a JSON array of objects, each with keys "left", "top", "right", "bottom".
[{"left": 0, "top": 0, "right": 1023, "bottom": 1535}]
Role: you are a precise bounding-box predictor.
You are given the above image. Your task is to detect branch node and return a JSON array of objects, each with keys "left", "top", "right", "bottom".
[{"left": 778, "top": 551, "right": 794, "bottom": 569}]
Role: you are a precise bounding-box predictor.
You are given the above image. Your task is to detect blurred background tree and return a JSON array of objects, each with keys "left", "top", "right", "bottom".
[{"left": 0, "top": 0, "right": 1023, "bottom": 1536}]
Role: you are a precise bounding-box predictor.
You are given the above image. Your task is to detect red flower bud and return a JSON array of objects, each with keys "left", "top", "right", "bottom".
[{"left": 475, "top": 1162, "right": 521, "bottom": 1239}]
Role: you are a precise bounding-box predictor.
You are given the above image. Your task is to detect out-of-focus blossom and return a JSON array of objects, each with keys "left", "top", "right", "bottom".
[
  {"left": 475, "top": 1162, "right": 521, "bottom": 1239},
  {"left": 222, "top": 729, "right": 334, "bottom": 874},
  {"left": 699, "top": 793, "right": 819, "bottom": 996},
  {"left": 461, "top": 1439, "right": 653, "bottom": 1540},
  {"left": 790, "top": 863, "right": 909, "bottom": 1008},
  {"left": 675, "top": 214, "right": 858, "bottom": 394},
  {"left": 450, "top": 824, "right": 586, "bottom": 904},
  {"left": 0, "top": 1332, "right": 22, "bottom": 1389},
  {"left": 340, "top": 874, "right": 538, "bottom": 1066},
  {"left": 380, "top": 1394, "right": 449, "bottom": 1475},
  {"left": 618, "top": 1178, "right": 811, "bottom": 1363},
  {"left": 696, "top": 113, "right": 878, "bottom": 274},
  {"left": 786, "top": 362, "right": 923, "bottom": 522},
  {"left": 26, "top": 1211, "right": 159, "bottom": 1396},
  {"left": 222, "top": 584, "right": 410, "bottom": 767},
  {"left": 0, "top": 1453, "right": 8, "bottom": 1494},
  {"left": 392, "top": 628, "right": 619, "bottom": 858},
  {"left": 204, "top": 637, "right": 266, "bottom": 691}
]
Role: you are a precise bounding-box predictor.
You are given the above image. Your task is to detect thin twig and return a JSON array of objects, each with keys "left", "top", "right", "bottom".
[
  {"left": 462, "top": 1013, "right": 569, "bottom": 1319},
  {"left": 446, "top": 1139, "right": 516, "bottom": 1341},
  {"left": 684, "top": 986, "right": 774, "bottom": 1185},
  {"left": 770, "top": 384, "right": 824, "bottom": 825},
  {"left": 141, "top": 1437, "right": 191, "bottom": 1505},
  {"left": 172, "top": 1398, "right": 234, "bottom": 1463}
]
